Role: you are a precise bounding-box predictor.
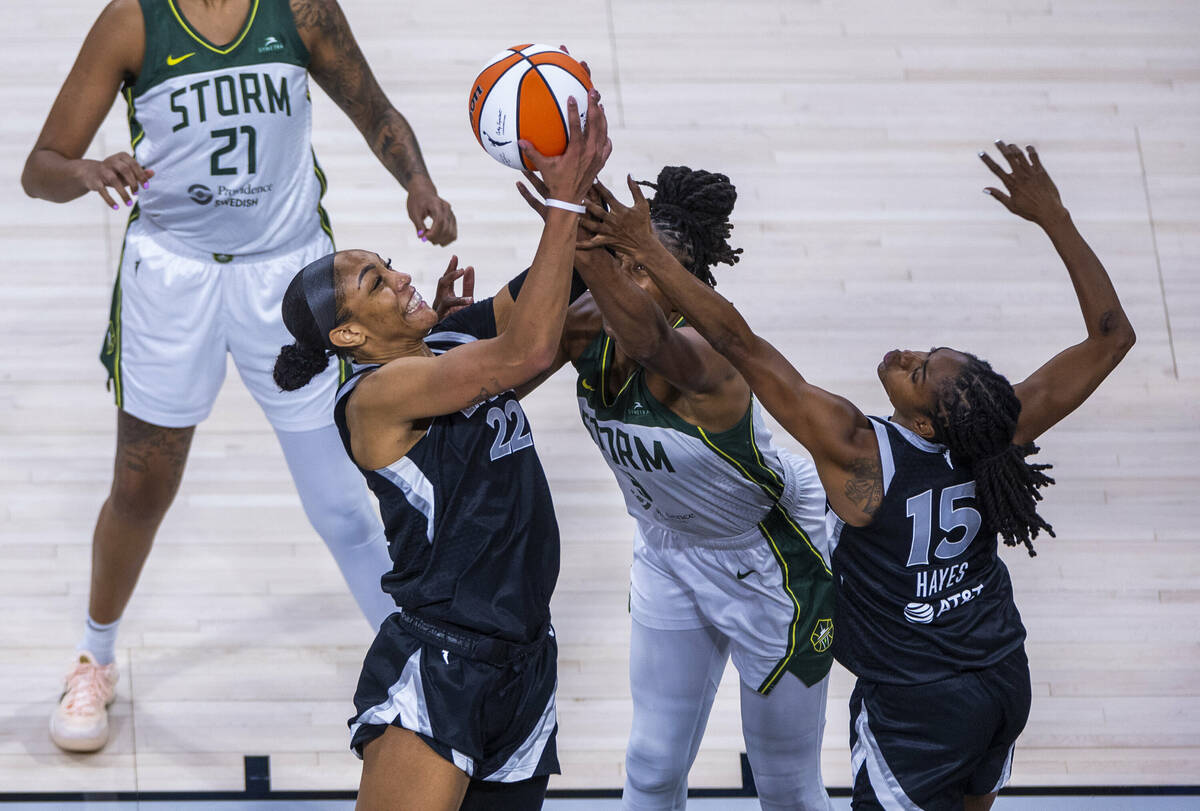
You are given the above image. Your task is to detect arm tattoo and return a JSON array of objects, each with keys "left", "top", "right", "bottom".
[
  {"left": 843, "top": 455, "right": 883, "bottom": 517},
  {"left": 472, "top": 379, "right": 503, "bottom": 405},
  {"left": 292, "top": 0, "right": 430, "bottom": 188}
]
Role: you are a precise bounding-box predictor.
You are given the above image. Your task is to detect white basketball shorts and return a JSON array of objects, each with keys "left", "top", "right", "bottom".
[
  {"left": 101, "top": 213, "right": 339, "bottom": 430},
  {"left": 629, "top": 450, "right": 835, "bottom": 692}
]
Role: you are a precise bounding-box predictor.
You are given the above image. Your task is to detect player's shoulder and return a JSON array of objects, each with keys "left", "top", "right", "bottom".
[
  {"left": 93, "top": 0, "right": 145, "bottom": 44},
  {"left": 288, "top": 0, "right": 346, "bottom": 34},
  {"left": 81, "top": 0, "right": 145, "bottom": 77},
  {"left": 97, "top": 0, "right": 144, "bottom": 31}
]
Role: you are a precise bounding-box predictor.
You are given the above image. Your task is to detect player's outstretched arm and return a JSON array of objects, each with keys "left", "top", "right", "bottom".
[
  {"left": 353, "top": 92, "right": 610, "bottom": 432},
  {"left": 580, "top": 177, "right": 883, "bottom": 523},
  {"left": 21, "top": 0, "right": 152, "bottom": 208},
  {"left": 518, "top": 174, "right": 738, "bottom": 398},
  {"left": 980, "top": 142, "right": 1136, "bottom": 445},
  {"left": 293, "top": 0, "right": 456, "bottom": 245}
]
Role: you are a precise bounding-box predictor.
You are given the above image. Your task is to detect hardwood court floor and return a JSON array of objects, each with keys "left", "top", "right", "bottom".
[{"left": 1, "top": 0, "right": 1198, "bottom": 796}]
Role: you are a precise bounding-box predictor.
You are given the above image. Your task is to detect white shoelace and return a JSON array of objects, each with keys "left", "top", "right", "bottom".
[{"left": 61, "top": 663, "right": 110, "bottom": 713}]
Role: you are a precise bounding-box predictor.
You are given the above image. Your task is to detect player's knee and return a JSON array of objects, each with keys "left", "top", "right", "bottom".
[
  {"left": 624, "top": 734, "right": 689, "bottom": 796},
  {"left": 296, "top": 486, "right": 378, "bottom": 547},
  {"left": 753, "top": 772, "right": 829, "bottom": 811},
  {"left": 107, "top": 471, "right": 178, "bottom": 524}
]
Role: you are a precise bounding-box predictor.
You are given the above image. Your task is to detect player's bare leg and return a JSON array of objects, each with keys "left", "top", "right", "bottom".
[
  {"left": 89, "top": 410, "right": 194, "bottom": 623},
  {"left": 52, "top": 410, "right": 193, "bottom": 752},
  {"left": 964, "top": 793, "right": 998, "bottom": 810},
  {"left": 357, "top": 726, "right": 469, "bottom": 811}
]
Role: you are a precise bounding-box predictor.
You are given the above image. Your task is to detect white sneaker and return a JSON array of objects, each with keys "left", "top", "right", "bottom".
[{"left": 49, "top": 651, "right": 119, "bottom": 753}]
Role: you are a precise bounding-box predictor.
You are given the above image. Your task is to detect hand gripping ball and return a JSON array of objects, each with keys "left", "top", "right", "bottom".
[{"left": 468, "top": 44, "right": 593, "bottom": 170}]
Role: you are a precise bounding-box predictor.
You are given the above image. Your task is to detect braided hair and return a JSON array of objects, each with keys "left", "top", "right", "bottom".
[
  {"left": 930, "top": 353, "right": 1055, "bottom": 556},
  {"left": 273, "top": 268, "right": 349, "bottom": 391},
  {"left": 637, "top": 165, "right": 743, "bottom": 287}
]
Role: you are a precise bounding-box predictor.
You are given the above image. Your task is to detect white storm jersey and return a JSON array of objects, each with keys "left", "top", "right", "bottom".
[
  {"left": 123, "top": 0, "right": 328, "bottom": 255},
  {"left": 574, "top": 330, "right": 791, "bottom": 541}
]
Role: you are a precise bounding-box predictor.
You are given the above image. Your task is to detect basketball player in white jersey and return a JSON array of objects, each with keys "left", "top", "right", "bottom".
[
  {"left": 22, "top": 0, "right": 456, "bottom": 753},
  {"left": 519, "top": 167, "right": 834, "bottom": 810}
]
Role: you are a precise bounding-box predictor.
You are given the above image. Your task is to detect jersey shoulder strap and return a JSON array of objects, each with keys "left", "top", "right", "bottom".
[{"left": 333, "top": 365, "right": 380, "bottom": 468}]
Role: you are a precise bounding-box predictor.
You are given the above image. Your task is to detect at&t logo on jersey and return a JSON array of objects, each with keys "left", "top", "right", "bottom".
[
  {"left": 904, "top": 602, "right": 934, "bottom": 624},
  {"left": 904, "top": 583, "right": 985, "bottom": 624}
]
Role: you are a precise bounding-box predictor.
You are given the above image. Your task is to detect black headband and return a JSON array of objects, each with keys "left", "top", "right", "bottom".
[{"left": 299, "top": 253, "right": 339, "bottom": 350}]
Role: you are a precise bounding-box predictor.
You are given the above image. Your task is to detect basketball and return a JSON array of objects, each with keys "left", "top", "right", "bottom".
[{"left": 468, "top": 44, "right": 593, "bottom": 170}]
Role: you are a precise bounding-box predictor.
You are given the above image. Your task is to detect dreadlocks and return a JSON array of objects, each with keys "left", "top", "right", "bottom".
[
  {"left": 931, "top": 353, "right": 1056, "bottom": 556},
  {"left": 637, "top": 166, "right": 743, "bottom": 287}
]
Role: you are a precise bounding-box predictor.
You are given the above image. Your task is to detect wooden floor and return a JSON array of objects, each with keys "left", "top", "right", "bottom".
[{"left": 2, "top": 0, "right": 1198, "bottom": 796}]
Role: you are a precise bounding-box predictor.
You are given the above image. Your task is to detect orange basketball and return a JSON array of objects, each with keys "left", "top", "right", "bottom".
[{"left": 468, "top": 44, "right": 593, "bottom": 170}]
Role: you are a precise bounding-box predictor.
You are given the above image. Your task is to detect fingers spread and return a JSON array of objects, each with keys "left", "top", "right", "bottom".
[
  {"left": 594, "top": 180, "right": 621, "bottom": 210},
  {"left": 978, "top": 152, "right": 1013, "bottom": 189},
  {"left": 983, "top": 187, "right": 1015, "bottom": 211},
  {"left": 522, "top": 169, "right": 550, "bottom": 197},
  {"left": 516, "top": 181, "right": 547, "bottom": 219},
  {"left": 627, "top": 173, "right": 648, "bottom": 205}
]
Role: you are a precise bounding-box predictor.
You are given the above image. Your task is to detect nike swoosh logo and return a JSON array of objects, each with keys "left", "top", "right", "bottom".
[
  {"left": 736, "top": 569, "right": 755, "bottom": 580},
  {"left": 581, "top": 379, "right": 594, "bottom": 391},
  {"left": 167, "top": 52, "right": 196, "bottom": 66}
]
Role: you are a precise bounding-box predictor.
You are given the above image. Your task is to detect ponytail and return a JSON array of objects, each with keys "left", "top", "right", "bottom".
[
  {"left": 274, "top": 261, "right": 340, "bottom": 391},
  {"left": 932, "top": 354, "right": 1056, "bottom": 556}
]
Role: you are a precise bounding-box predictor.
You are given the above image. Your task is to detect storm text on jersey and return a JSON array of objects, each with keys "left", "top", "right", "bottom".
[
  {"left": 169, "top": 73, "right": 292, "bottom": 132},
  {"left": 580, "top": 414, "right": 676, "bottom": 474}
]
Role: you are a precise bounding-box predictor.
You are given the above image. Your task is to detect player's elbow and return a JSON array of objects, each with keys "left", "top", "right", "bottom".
[
  {"left": 19, "top": 159, "right": 40, "bottom": 199},
  {"left": 708, "top": 327, "right": 756, "bottom": 365},
  {"left": 1099, "top": 310, "right": 1136, "bottom": 365},
  {"left": 510, "top": 341, "right": 558, "bottom": 382},
  {"left": 622, "top": 325, "right": 671, "bottom": 366}
]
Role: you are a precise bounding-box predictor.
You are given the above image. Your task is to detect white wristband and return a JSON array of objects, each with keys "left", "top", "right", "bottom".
[{"left": 544, "top": 198, "right": 586, "bottom": 214}]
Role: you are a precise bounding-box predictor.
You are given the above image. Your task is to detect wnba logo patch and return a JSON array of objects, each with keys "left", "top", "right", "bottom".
[{"left": 810, "top": 618, "right": 833, "bottom": 653}]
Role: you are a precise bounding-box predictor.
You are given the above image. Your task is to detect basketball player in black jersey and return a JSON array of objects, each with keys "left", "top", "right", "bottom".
[
  {"left": 273, "top": 91, "right": 609, "bottom": 811},
  {"left": 581, "top": 142, "right": 1135, "bottom": 810}
]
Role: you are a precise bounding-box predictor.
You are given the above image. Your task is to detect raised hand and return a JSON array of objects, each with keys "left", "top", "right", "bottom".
[
  {"left": 406, "top": 178, "right": 457, "bottom": 246},
  {"left": 516, "top": 170, "right": 551, "bottom": 221},
  {"left": 431, "top": 254, "right": 475, "bottom": 319},
  {"left": 519, "top": 89, "right": 611, "bottom": 205},
  {"left": 77, "top": 151, "right": 154, "bottom": 210},
  {"left": 980, "top": 141, "right": 1068, "bottom": 226},
  {"left": 578, "top": 175, "right": 657, "bottom": 259}
]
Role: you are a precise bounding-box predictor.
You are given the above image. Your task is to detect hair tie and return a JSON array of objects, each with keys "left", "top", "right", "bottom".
[{"left": 299, "top": 253, "right": 339, "bottom": 351}]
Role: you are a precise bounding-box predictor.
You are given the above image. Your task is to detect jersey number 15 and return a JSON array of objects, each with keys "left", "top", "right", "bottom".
[{"left": 905, "top": 482, "right": 982, "bottom": 566}]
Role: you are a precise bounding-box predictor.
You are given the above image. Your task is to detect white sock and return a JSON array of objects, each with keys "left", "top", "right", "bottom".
[{"left": 79, "top": 615, "right": 120, "bottom": 666}]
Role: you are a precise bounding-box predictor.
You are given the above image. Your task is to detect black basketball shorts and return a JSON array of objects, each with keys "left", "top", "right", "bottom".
[
  {"left": 348, "top": 611, "right": 560, "bottom": 782},
  {"left": 848, "top": 646, "right": 1031, "bottom": 810}
]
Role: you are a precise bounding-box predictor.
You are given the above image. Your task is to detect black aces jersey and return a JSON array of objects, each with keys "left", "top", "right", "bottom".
[
  {"left": 333, "top": 300, "right": 561, "bottom": 645},
  {"left": 829, "top": 417, "right": 1026, "bottom": 685}
]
